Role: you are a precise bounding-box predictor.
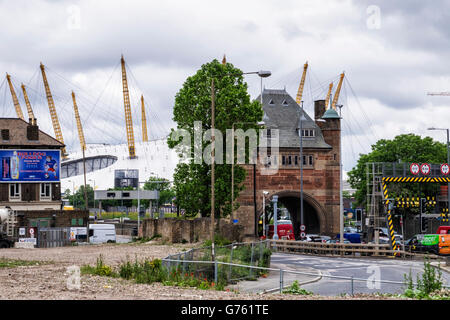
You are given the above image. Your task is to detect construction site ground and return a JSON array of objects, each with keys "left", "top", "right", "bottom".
[{"left": 0, "top": 239, "right": 412, "bottom": 300}]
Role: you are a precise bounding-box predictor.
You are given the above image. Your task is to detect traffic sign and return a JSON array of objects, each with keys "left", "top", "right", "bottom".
[
  {"left": 29, "top": 228, "right": 34, "bottom": 235},
  {"left": 410, "top": 163, "right": 420, "bottom": 175},
  {"left": 441, "top": 163, "right": 450, "bottom": 175},
  {"left": 300, "top": 232, "right": 306, "bottom": 238},
  {"left": 420, "top": 163, "right": 431, "bottom": 175},
  {"left": 300, "top": 224, "right": 306, "bottom": 231},
  {"left": 347, "top": 212, "right": 353, "bottom": 219}
]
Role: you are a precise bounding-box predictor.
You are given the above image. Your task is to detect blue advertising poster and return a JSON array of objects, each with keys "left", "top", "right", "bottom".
[{"left": 0, "top": 150, "right": 60, "bottom": 182}]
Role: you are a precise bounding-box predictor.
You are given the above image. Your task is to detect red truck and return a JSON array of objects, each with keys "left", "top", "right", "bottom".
[{"left": 267, "top": 220, "right": 295, "bottom": 240}]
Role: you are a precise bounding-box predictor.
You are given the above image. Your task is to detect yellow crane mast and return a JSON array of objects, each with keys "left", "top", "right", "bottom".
[
  {"left": 21, "top": 83, "right": 36, "bottom": 122},
  {"left": 141, "top": 95, "right": 148, "bottom": 142},
  {"left": 324, "top": 82, "right": 333, "bottom": 109},
  {"left": 331, "top": 72, "right": 345, "bottom": 110},
  {"left": 71, "top": 91, "right": 86, "bottom": 151},
  {"left": 5, "top": 74, "right": 25, "bottom": 120},
  {"left": 40, "top": 63, "right": 67, "bottom": 158},
  {"left": 120, "top": 55, "right": 136, "bottom": 158},
  {"left": 295, "top": 62, "right": 308, "bottom": 105}
]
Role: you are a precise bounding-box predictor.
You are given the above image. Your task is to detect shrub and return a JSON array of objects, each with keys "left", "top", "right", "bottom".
[
  {"left": 403, "top": 257, "right": 444, "bottom": 299},
  {"left": 283, "top": 280, "right": 313, "bottom": 295}
]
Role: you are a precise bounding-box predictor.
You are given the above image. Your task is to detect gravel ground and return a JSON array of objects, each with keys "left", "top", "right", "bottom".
[{"left": 0, "top": 240, "right": 408, "bottom": 300}]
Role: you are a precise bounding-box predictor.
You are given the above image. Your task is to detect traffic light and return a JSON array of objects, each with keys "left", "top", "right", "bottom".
[
  {"left": 420, "top": 198, "right": 428, "bottom": 214},
  {"left": 421, "top": 217, "right": 428, "bottom": 233}
]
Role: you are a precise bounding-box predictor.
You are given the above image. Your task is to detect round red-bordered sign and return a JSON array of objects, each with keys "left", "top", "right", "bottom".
[
  {"left": 420, "top": 163, "right": 431, "bottom": 175},
  {"left": 410, "top": 163, "right": 420, "bottom": 175},
  {"left": 441, "top": 163, "right": 450, "bottom": 175}
]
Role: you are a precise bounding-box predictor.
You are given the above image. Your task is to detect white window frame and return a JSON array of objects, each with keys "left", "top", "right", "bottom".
[
  {"left": 40, "top": 183, "right": 51, "bottom": 200},
  {"left": 301, "top": 129, "right": 315, "bottom": 138},
  {"left": 9, "top": 183, "right": 21, "bottom": 200}
]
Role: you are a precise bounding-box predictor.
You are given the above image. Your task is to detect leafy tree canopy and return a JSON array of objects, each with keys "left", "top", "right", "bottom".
[{"left": 168, "top": 59, "right": 263, "bottom": 218}]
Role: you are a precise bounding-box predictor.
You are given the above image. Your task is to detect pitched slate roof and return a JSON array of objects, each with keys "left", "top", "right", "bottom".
[
  {"left": 0, "top": 118, "right": 64, "bottom": 148},
  {"left": 257, "top": 89, "right": 331, "bottom": 149}
]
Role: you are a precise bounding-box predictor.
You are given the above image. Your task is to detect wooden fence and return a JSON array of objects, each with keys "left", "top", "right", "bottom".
[{"left": 268, "top": 239, "right": 431, "bottom": 258}]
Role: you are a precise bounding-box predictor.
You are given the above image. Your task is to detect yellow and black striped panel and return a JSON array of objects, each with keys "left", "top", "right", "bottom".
[
  {"left": 383, "top": 176, "right": 450, "bottom": 183},
  {"left": 386, "top": 210, "right": 397, "bottom": 251}
]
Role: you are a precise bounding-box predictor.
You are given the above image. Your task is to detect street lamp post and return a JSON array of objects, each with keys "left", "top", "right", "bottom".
[
  {"left": 428, "top": 127, "right": 450, "bottom": 226},
  {"left": 272, "top": 195, "right": 279, "bottom": 240},
  {"left": 298, "top": 101, "right": 305, "bottom": 239},
  {"left": 262, "top": 190, "right": 269, "bottom": 238},
  {"left": 231, "top": 70, "right": 271, "bottom": 223}
]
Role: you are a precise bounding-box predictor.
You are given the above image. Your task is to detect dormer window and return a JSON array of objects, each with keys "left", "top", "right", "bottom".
[
  {"left": 282, "top": 99, "right": 288, "bottom": 106},
  {"left": 269, "top": 99, "right": 274, "bottom": 105},
  {"left": 301, "top": 129, "right": 315, "bottom": 137}
]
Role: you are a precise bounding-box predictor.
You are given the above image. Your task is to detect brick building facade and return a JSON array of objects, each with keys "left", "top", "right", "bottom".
[
  {"left": 0, "top": 118, "right": 63, "bottom": 210},
  {"left": 235, "top": 89, "right": 341, "bottom": 239}
]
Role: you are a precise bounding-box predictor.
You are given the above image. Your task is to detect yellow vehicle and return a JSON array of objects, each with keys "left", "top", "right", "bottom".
[
  {"left": 63, "top": 205, "right": 74, "bottom": 211},
  {"left": 438, "top": 234, "right": 450, "bottom": 256}
]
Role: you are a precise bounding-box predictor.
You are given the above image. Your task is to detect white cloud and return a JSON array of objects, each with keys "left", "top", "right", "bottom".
[{"left": 0, "top": 0, "right": 449, "bottom": 171}]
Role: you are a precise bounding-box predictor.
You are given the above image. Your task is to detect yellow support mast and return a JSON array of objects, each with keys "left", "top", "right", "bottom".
[
  {"left": 71, "top": 91, "right": 86, "bottom": 151},
  {"left": 6, "top": 74, "right": 25, "bottom": 120},
  {"left": 141, "top": 95, "right": 148, "bottom": 142},
  {"left": 324, "top": 82, "right": 333, "bottom": 109},
  {"left": 21, "top": 83, "right": 36, "bottom": 122},
  {"left": 295, "top": 62, "right": 308, "bottom": 105},
  {"left": 120, "top": 55, "right": 136, "bottom": 158},
  {"left": 331, "top": 72, "right": 345, "bottom": 110},
  {"left": 40, "top": 62, "right": 67, "bottom": 158}
]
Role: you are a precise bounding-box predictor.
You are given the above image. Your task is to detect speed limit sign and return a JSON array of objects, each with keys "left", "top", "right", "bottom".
[
  {"left": 410, "top": 163, "right": 420, "bottom": 175},
  {"left": 300, "top": 232, "right": 306, "bottom": 238},
  {"left": 441, "top": 163, "right": 449, "bottom": 175},
  {"left": 420, "top": 163, "right": 431, "bottom": 175},
  {"left": 300, "top": 224, "right": 306, "bottom": 232}
]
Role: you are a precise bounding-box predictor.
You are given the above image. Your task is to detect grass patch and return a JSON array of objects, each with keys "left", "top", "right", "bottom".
[{"left": 0, "top": 259, "right": 47, "bottom": 268}]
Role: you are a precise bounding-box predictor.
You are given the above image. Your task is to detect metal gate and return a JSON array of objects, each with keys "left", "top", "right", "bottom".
[{"left": 37, "top": 227, "right": 71, "bottom": 248}]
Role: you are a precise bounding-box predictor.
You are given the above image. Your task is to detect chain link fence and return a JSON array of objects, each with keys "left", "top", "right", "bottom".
[{"left": 162, "top": 240, "right": 450, "bottom": 296}]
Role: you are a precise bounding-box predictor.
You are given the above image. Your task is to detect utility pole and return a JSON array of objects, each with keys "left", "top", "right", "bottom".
[
  {"left": 82, "top": 148, "right": 89, "bottom": 241},
  {"left": 299, "top": 101, "right": 305, "bottom": 240},
  {"left": 210, "top": 78, "right": 216, "bottom": 261}
]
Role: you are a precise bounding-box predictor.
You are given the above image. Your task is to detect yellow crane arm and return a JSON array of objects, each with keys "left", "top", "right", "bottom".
[
  {"left": 141, "top": 95, "right": 148, "bottom": 142},
  {"left": 325, "top": 82, "right": 333, "bottom": 109},
  {"left": 331, "top": 72, "right": 345, "bottom": 110},
  {"left": 295, "top": 62, "right": 308, "bottom": 105},
  {"left": 21, "top": 83, "right": 36, "bottom": 121},
  {"left": 121, "top": 55, "right": 136, "bottom": 158},
  {"left": 6, "top": 74, "right": 25, "bottom": 120},
  {"left": 71, "top": 91, "right": 86, "bottom": 151},
  {"left": 40, "top": 63, "right": 67, "bottom": 158}
]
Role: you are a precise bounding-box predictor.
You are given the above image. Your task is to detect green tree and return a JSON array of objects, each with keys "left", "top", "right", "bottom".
[
  {"left": 168, "top": 59, "right": 263, "bottom": 218},
  {"left": 69, "top": 184, "right": 94, "bottom": 209},
  {"left": 348, "top": 134, "right": 447, "bottom": 206},
  {"left": 138, "top": 176, "right": 175, "bottom": 209}
]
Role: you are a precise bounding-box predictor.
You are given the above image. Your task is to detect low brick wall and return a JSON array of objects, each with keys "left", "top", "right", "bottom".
[
  {"left": 17, "top": 210, "right": 89, "bottom": 227},
  {"left": 140, "top": 218, "right": 245, "bottom": 243}
]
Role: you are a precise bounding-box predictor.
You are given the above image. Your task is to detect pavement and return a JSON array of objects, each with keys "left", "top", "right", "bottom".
[
  {"left": 431, "top": 260, "right": 450, "bottom": 274},
  {"left": 226, "top": 262, "right": 322, "bottom": 294}
]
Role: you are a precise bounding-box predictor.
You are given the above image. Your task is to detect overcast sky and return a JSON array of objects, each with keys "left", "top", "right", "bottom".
[{"left": 0, "top": 0, "right": 449, "bottom": 174}]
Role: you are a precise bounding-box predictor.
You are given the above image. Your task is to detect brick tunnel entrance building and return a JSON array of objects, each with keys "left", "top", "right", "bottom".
[{"left": 235, "top": 89, "right": 342, "bottom": 239}]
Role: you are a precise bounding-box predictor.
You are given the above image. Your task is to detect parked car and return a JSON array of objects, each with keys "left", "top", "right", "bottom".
[{"left": 404, "top": 234, "right": 439, "bottom": 254}]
